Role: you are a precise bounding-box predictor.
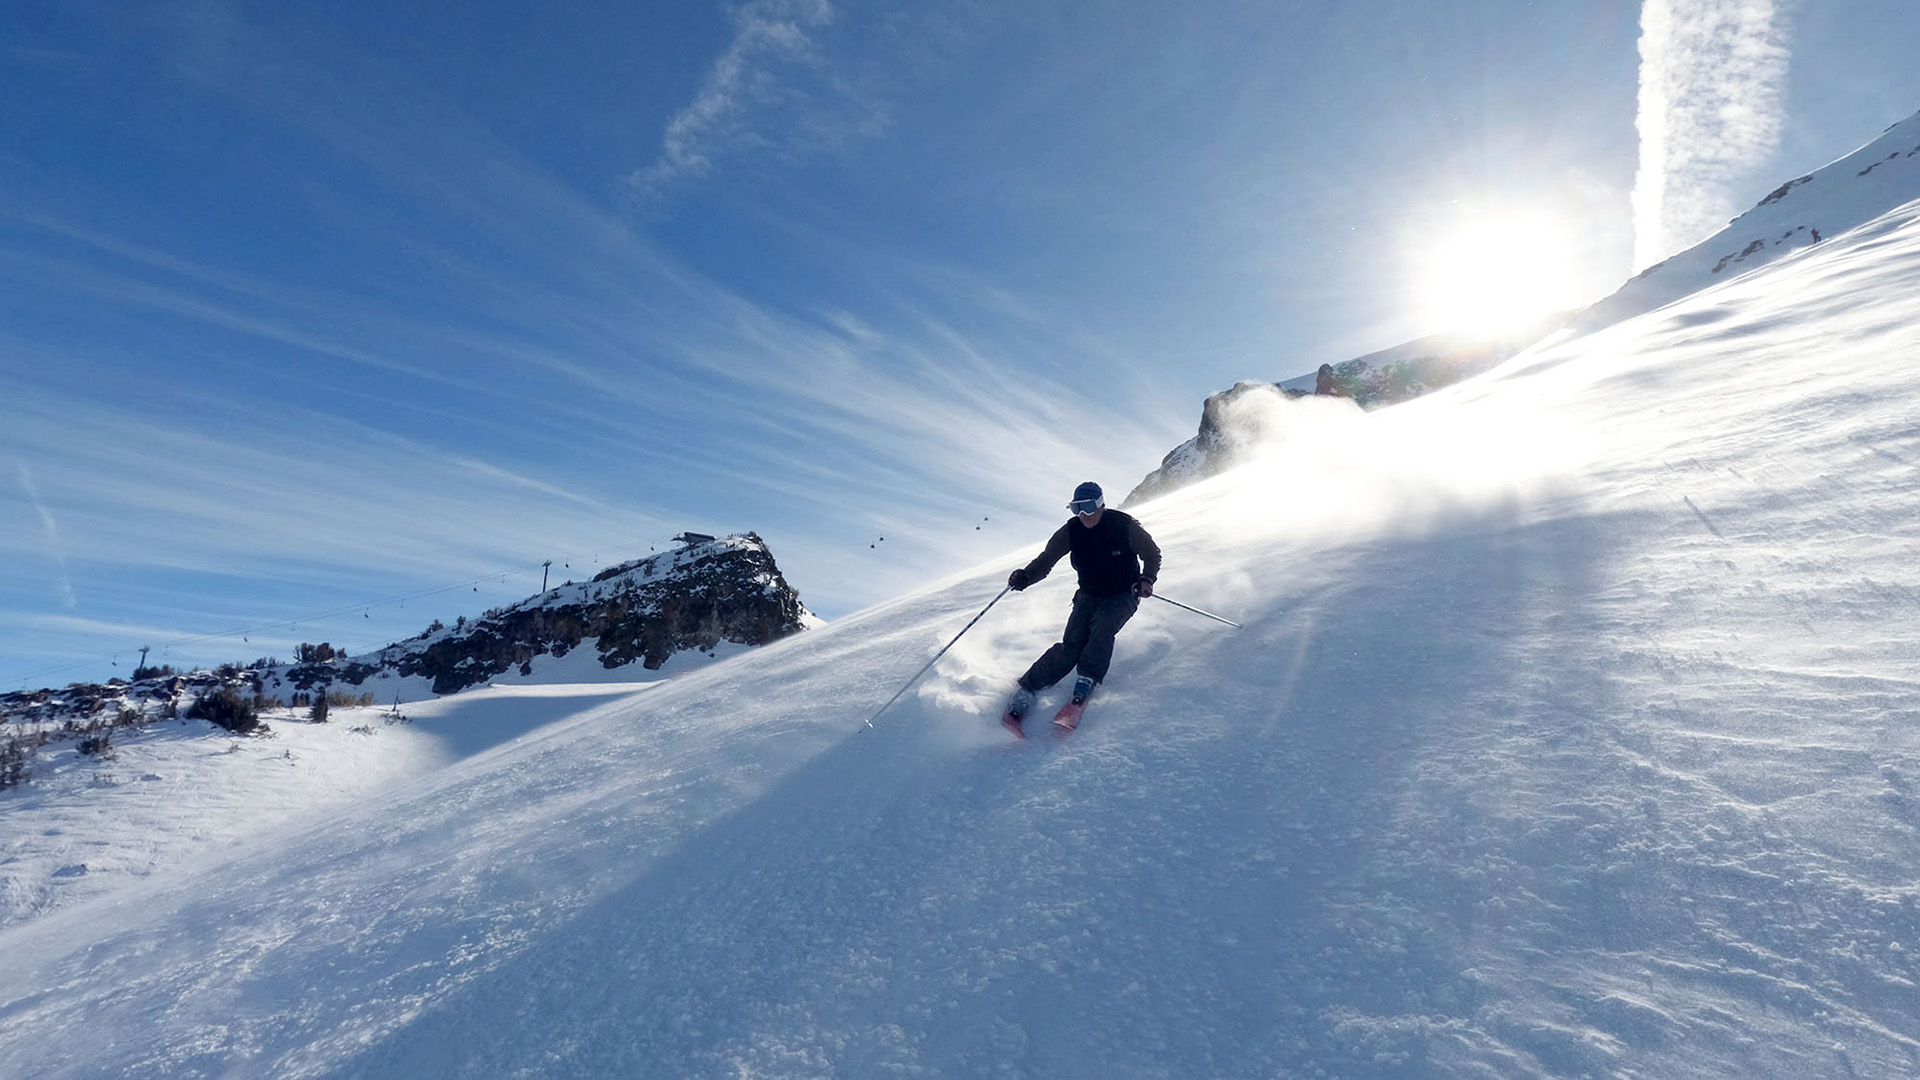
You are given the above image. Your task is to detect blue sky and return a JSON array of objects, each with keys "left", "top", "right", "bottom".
[{"left": 5, "top": 0, "right": 1920, "bottom": 689}]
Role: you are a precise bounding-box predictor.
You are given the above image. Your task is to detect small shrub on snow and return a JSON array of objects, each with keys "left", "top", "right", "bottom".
[
  {"left": 295, "top": 643, "right": 338, "bottom": 664},
  {"left": 1, "top": 740, "right": 29, "bottom": 789},
  {"left": 187, "top": 686, "right": 260, "bottom": 734}
]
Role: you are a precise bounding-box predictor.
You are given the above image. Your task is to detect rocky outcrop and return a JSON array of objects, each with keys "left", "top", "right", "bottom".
[
  {"left": 0, "top": 667, "right": 254, "bottom": 742},
  {"left": 2, "top": 533, "right": 813, "bottom": 727},
  {"left": 347, "top": 533, "right": 811, "bottom": 694},
  {"left": 0, "top": 534, "right": 811, "bottom": 786},
  {"left": 1126, "top": 318, "right": 1567, "bottom": 506},
  {"left": 1125, "top": 383, "right": 1301, "bottom": 506}
]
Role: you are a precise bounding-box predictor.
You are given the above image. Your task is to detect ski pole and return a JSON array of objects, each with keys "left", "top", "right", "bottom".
[
  {"left": 1153, "top": 593, "right": 1243, "bottom": 629},
  {"left": 862, "top": 585, "right": 1012, "bottom": 730}
]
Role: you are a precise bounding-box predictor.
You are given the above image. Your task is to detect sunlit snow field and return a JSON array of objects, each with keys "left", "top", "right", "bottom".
[
  {"left": 4, "top": 199, "right": 1920, "bottom": 1077},
  {"left": 0, "top": 643, "right": 754, "bottom": 932}
]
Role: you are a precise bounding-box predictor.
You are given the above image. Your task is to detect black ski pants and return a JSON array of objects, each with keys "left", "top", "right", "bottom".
[{"left": 1019, "top": 588, "right": 1139, "bottom": 691}]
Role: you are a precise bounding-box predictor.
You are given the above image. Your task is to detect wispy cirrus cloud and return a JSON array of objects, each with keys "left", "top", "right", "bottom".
[
  {"left": 0, "top": 7, "right": 1176, "bottom": 685},
  {"left": 0, "top": 190, "right": 1172, "bottom": 677},
  {"left": 628, "top": 0, "right": 891, "bottom": 201},
  {"left": 1631, "top": 0, "right": 1795, "bottom": 269},
  {"left": 15, "top": 463, "right": 77, "bottom": 611}
]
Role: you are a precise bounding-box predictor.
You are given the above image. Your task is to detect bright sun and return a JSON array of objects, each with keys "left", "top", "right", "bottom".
[{"left": 1412, "top": 209, "right": 1585, "bottom": 335}]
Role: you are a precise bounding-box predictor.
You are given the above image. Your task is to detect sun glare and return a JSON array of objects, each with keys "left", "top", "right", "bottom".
[{"left": 1412, "top": 209, "right": 1586, "bottom": 335}]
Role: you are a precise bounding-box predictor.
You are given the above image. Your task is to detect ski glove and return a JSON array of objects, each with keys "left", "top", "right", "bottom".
[
  {"left": 1008, "top": 568, "right": 1033, "bottom": 591},
  {"left": 1135, "top": 578, "right": 1154, "bottom": 599}
]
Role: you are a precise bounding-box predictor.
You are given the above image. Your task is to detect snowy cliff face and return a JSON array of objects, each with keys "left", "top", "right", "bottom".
[
  {"left": 1580, "top": 107, "right": 1920, "bottom": 331},
  {"left": 334, "top": 533, "right": 813, "bottom": 695}
]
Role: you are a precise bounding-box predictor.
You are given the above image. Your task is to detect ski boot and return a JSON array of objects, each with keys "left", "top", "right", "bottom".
[{"left": 1000, "top": 686, "right": 1036, "bottom": 739}]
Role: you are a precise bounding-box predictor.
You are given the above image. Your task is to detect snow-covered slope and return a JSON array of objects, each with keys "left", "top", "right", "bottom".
[
  {"left": 0, "top": 681, "right": 662, "bottom": 933},
  {"left": 0, "top": 536, "right": 808, "bottom": 935},
  {"left": 5, "top": 197, "right": 1920, "bottom": 1075},
  {"left": 1582, "top": 107, "right": 1920, "bottom": 331}
]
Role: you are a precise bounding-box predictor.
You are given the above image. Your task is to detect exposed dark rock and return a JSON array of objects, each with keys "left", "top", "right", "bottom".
[
  {"left": 1126, "top": 382, "right": 1299, "bottom": 507},
  {"left": 1758, "top": 175, "right": 1812, "bottom": 205},
  {"left": 0, "top": 534, "right": 813, "bottom": 767},
  {"left": 321, "top": 533, "right": 810, "bottom": 695},
  {"left": 1, "top": 666, "right": 244, "bottom": 748},
  {"left": 1125, "top": 316, "right": 1563, "bottom": 506}
]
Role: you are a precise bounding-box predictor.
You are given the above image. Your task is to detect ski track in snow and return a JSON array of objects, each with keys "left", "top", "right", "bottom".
[{"left": 5, "top": 202, "right": 1920, "bottom": 1077}]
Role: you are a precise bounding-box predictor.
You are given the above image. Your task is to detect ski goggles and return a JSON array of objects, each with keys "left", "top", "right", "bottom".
[{"left": 1068, "top": 497, "right": 1104, "bottom": 515}]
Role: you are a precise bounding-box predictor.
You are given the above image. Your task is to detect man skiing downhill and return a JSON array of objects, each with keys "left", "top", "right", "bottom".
[{"left": 1001, "top": 481, "right": 1161, "bottom": 735}]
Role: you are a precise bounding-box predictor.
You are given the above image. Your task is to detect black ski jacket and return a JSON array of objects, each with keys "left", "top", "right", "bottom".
[{"left": 1020, "top": 510, "right": 1162, "bottom": 597}]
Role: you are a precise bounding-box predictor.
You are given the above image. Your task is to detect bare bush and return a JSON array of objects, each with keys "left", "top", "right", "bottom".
[
  {"left": 187, "top": 686, "right": 260, "bottom": 734},
  {"left": 1, "top": 739, "right": 28, "bottom": 789}
]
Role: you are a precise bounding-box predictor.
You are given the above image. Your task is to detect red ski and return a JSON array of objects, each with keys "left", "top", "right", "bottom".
[
  {"left": 1052, "top": 678, "right": 1095, "bottom": 734},
  {"left": 1000, "top": 710, "right": 1026, "bottom": 739}
]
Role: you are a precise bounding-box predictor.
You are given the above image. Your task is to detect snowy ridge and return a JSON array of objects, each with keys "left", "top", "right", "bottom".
[
  {"left": 5, "top": 200, "right": 1920, "bottom": 1074},
  {"left": 1581, "top": 107, "right": 1920, "bottom": 330},
  {"left": 1133, "top": 110, "right": 1920, "bottom": 512}
]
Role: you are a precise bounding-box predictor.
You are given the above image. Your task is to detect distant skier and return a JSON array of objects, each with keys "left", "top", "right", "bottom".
[{"left": 1001, "top": 482, "right": 1161, "bottom": 735}]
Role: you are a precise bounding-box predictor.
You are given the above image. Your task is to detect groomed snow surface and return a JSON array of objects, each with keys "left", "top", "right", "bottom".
[{"left": 5, "top": 200, "right": 1920, "bottom": 1077}]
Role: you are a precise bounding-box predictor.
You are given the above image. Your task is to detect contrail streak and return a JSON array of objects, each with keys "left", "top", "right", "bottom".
[{"left": 1632, "top": 0, "right": 1793, "bottom": 270}]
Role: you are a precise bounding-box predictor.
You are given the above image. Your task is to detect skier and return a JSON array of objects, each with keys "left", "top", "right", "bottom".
[{"left": 1001, "top": 481, "right": 1161, "bottom": 734}]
